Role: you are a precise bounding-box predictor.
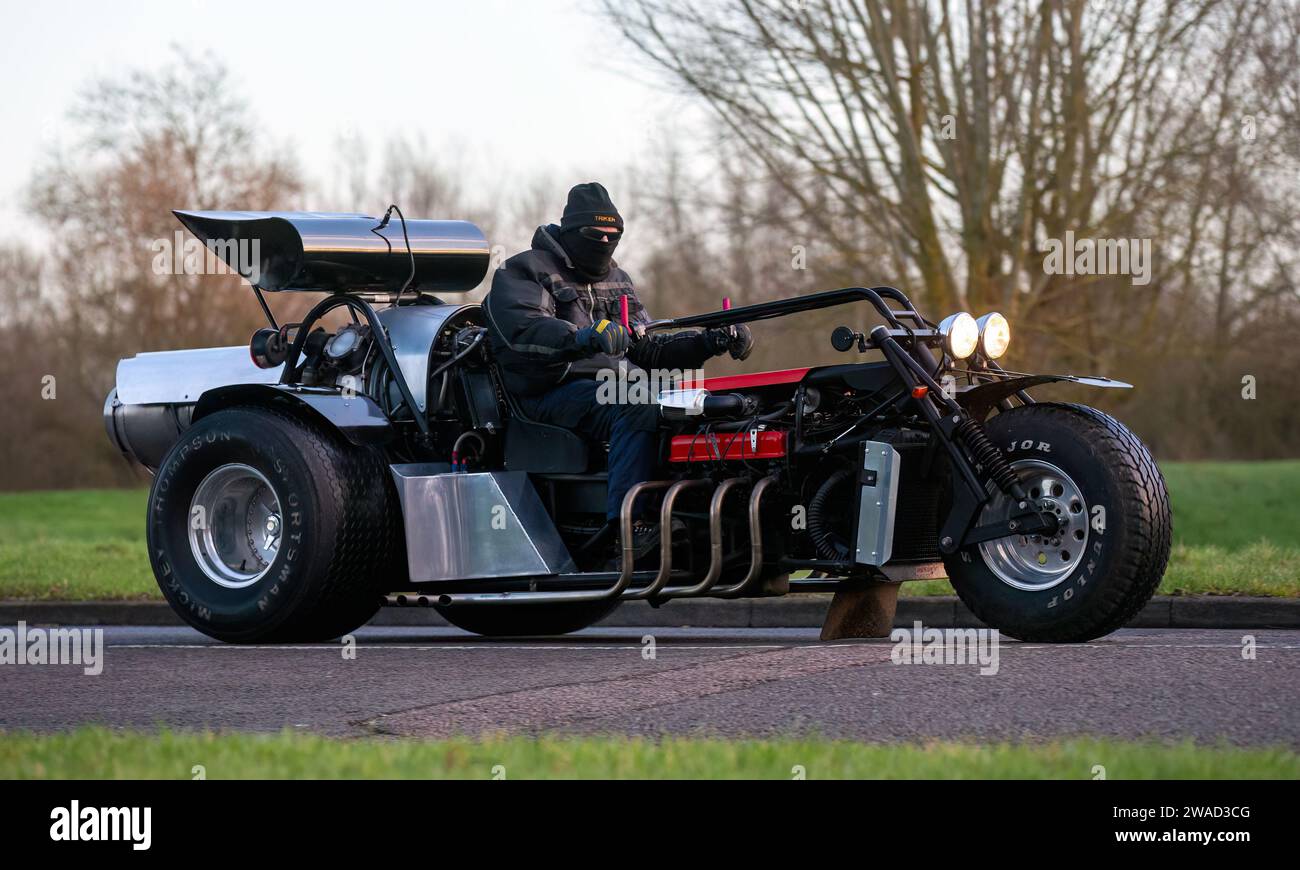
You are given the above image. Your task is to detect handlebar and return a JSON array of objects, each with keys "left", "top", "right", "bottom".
[{"left": 642, "top": 286, "right": 931, "bottom": 333}]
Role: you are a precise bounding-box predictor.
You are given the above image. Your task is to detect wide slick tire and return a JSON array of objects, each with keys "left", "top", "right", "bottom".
[
  {"left": 943, "top": 402, "right": 1171, "bottom": 642},
  {"left": 146, "top": 405, "right": 399, "bottom": 643},
  {"left": 433, "top": 601, "right": 620, "bottom": 637}
]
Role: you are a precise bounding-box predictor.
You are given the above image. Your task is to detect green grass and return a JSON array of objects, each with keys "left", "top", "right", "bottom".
[
  {"left": 0, "top": 489, "right": 154, "bottom": 600},
  {"left": 1, "top": 462, "right": 1298, "bottom": 601},
  {"left": 905, "top": 541, "right": 1300, "bottom": 598},
  {"left": 890, "top": 459, "right": 1300, "bottom": 598},
  {"left": 2, "top": 728, "right": 1296, "bottom": 779},
  {"left": 1161, "top": 461, "right": 1300, "bottom": 549}
]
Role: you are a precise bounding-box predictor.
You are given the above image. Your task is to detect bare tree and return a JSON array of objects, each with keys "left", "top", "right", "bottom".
[
  {"left": 605, "top": 1, "right": 1296, "bottom": 344},
  {"left": 605, "top": 0, "right": 1300, "bottom": 457},
  {"left": 7, "top": 48, "right": 304, "bottom": 488}
]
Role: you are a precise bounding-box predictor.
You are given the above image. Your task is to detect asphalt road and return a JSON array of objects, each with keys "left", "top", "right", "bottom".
[{"left": 3, "top": 626, "right": 1297, "bottom": 745}]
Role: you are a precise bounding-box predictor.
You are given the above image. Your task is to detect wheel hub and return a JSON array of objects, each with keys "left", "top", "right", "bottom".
[
  {"left": 188, "top": 463, "right": 282, "bottom": 589},
  {"left": 977, "top": 460, "right": 1089, "bottom": 592}
]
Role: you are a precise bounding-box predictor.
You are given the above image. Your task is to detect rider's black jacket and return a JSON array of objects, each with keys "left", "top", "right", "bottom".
[{"left": 484, "top": 225, "right": 717, "bottom": 397}]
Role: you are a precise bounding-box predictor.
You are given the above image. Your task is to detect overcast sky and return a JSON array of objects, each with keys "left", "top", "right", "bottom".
[{"left": 0, "top": 0, "right": 702, "bottom": 238}]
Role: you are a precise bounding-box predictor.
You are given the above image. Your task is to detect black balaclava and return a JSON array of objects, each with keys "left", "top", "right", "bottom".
[{"left": 557, "top": 182, "right": 624, "bottom": 282}]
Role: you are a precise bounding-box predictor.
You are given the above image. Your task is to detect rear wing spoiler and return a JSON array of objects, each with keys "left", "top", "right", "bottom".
[{"left": 172, "top": 209, "right": 491, "bottom": 294}]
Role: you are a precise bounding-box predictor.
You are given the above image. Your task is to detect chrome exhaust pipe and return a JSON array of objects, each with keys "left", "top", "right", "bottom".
[
  {"left": 431, "top": 479, "right": 672, "bottom": 605},
  {"left": 400, "top": 473, "right": 779, "bottom": 606},
  {"left": 623, "top": 478, "right": 712, "bottom": 600},
  {"left": 384, "top": 593, "right": 437, "bottom": 607},
  {"left": 713, "top": 473, "right": 779, "bottom": 597},
  {"left": 659, "top": 477, "right": 747, "bottom": 599}
]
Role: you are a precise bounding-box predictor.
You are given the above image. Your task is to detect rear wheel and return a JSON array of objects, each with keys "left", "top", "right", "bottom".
[
  {"left": 147, "top": 405, "right": 400, "bottom": 643},
  {"left": 434, "top": 601, "right": 620, "bottom": 637},
  {"left": 943, "top": 403, "right": 1171, "bottom": 642}
]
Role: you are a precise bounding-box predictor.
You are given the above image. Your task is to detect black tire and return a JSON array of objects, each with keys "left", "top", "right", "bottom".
[
  {"left": 943, "top": 403, "right": 1171, "bottom": 642},
  {"left": 434, "top": 600, "right": 620, "bottom": 637},
  {"left": 146, "top": 405, "right": 400, "bottom": 643}
]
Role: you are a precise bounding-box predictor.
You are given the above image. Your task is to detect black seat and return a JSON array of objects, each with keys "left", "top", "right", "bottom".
[{"left": 493, "top": 369, "right": 591, "bottom": 474}]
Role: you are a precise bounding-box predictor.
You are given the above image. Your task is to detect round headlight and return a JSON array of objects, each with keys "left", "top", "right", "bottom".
[
  {"left": 976, "top": 312, "right": 1011, "bottom": 360},
  {"left": 938, "top": 312, "right": 979, "bottom": 360}
]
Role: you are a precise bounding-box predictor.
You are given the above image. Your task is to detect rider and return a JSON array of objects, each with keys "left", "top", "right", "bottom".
[{"left": 484, "top": 182, "right": 753, "bottom": 551}]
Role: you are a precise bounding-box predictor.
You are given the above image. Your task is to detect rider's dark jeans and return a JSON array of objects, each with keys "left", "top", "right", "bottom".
[{"left": 516, "top": 378, "right": 659, "bottom": 521}]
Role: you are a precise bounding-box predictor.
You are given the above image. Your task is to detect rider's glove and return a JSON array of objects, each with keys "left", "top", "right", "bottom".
[
  {"left": 706, "top": 324, "right": 754, "bottom": 361},
  {"left": 575, "top": 319, "right": 632, "bottom": 356}
]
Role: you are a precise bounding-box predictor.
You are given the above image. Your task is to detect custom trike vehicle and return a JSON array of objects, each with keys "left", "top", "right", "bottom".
[{"left": 105, "top": 209, "right": 1170, "bottom": 643}]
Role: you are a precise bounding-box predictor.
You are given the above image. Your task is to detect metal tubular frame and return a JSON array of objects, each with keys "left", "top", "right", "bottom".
[
  {"left": 425, "top": 473, "right": 781, "bottom": 606},
  {"left": 380, "top": 282, "right": 1062, "bottom": 606},
  {"left": 623, "top": 478, "right": 714, "bottom": 600},
  {"left": 712, "top": 474, "right": 779, "bottom": 597},
  {"left": 279, "top": 293, "right": 431, "bottom": 437},
  {"left": 643, "top": 286, "right": 927, "bottom": 333},
  {"left": 659, "top": 477, "right": 747, "bottom": 599}
]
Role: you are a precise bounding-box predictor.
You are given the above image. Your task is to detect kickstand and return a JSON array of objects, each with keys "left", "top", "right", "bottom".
[{"left": 820, "top": 578, "right": 901, "bottom": 640}]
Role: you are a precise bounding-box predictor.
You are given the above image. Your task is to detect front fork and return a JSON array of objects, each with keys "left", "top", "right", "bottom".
[{"left": 868, "top": 326, "right": 1058, "bottom": 556}]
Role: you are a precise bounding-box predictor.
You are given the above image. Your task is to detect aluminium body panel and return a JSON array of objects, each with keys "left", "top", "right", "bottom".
[
  {"left": 375, "top": 303, "right": 481, "bottom": 413},
  {"left": 391, "top": 465, "right": 575, "bottom": 583},
  {"left": 854, "top": 440, "right": 901, "bottom": 567},
  {"left": 115, "top": 346, "right": 283, "bottom": 406},
  {"left": 114, "top": 304, "right": 481, "bottom": 415}
]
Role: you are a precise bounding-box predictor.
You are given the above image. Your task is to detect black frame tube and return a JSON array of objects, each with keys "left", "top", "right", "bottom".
[
  {"left": 279, "top": 293, "right": 430, "bottom": 437},
  {"left": 651, "top": 286, "right": 929, "bottom": 332},
  {"left": 252, "top": 285, "right": 278, "bottom": 331},
  {"left": 872, "top": 330, "right": 986, "bottom": 500}
]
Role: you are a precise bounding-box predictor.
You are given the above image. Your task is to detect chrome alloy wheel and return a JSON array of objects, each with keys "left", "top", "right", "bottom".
[
  {"left": 187, "top": 463, "right": 283, "bottom": 589},
  {"left": 977, "top": 459, "right": 1090, "bottom": 592}
]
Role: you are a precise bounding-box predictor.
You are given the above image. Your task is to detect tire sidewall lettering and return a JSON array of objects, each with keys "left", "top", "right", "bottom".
[
  {"left": 1000, "top": 434, "right": 1112, "bottom": 612},
  {"left": 954, "top": 412, "right": 1121, "bottom": 618},
  {"left": 147, "top": 415, "right": 314, "bottom": 632}
]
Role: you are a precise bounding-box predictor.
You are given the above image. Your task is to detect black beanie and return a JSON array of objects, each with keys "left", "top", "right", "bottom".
[{"left": 560, "top": 182, "right": 623, "bottom": 234}]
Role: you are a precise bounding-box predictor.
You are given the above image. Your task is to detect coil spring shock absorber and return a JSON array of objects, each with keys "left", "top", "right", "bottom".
[{"left": 953, "top": 417, "right": 1026, "bottom": 501}]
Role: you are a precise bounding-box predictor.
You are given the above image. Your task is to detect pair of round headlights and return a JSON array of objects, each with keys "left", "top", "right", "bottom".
[{"left": 937, "top": 312, "right": 1011, "bottom": 360}]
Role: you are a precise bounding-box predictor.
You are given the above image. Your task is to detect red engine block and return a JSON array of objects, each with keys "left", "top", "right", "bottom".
[{"left": 668, "top": 429, "right": 787, "bottom": 463}]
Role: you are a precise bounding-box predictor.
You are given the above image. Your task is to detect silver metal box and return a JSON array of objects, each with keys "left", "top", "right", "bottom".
[
  {"left": 853, "top": 441, "right": 900, "bottom": 567},
  {"left": 390, "top": 465, "right": 575, "bottom": 583}
]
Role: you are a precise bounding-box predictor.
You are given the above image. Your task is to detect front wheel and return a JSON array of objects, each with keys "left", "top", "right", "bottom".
[{"left": 943, "top": 403, "right": 1171, "bottom": 642}]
